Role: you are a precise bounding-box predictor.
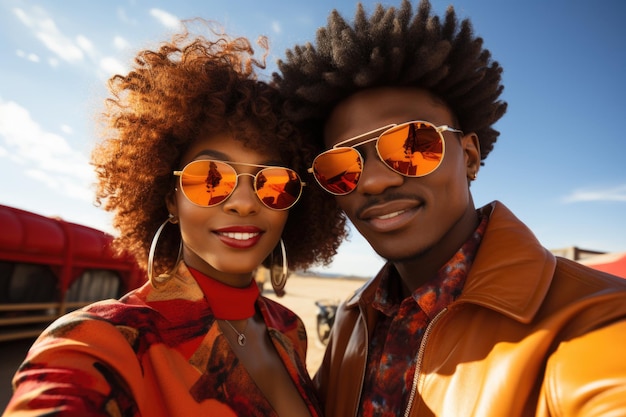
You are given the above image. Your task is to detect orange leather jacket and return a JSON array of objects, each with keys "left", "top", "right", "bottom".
[{"left": 315, "top": 201, "right": 626, "bottom": 417}]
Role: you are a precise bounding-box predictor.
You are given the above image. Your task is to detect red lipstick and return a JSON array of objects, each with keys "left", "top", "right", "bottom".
[{"left": 213, "top": 226, "right": 264, "bottom": 249}]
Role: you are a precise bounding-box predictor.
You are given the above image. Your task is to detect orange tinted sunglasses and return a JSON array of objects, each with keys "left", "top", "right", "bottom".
[
  {"left": 174, "top": 160, "right": 305, "bottom": 210},
  {"left": 309, "top": 120, "right": 462, "bottom": 195}
]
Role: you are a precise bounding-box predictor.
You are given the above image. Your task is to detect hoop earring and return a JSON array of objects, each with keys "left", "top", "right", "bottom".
[
  {"left": 147, "top": 214, "right": 182, "bottom": 287},
  {"left": 270, "top": 239, "right": 288, "bottom": 297}
]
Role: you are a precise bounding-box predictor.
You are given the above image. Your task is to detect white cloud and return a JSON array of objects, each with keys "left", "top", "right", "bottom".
[
  {"left": 39, "top": 31, "right": 84, "bottom": 62},
  {"left": 16, "top": 49, "right": 40, "bottom": 63},
  {"left": 76, "top": 34, "right": 96, "bottom": 57},
  {"left": 13, "top": 7, "right": 85, "bottom": 63},
  {"left": 272, "top": 21, "right": 282, "bottom": 34},
  {"left": 0, "top": 99, "right": 95, "bottom": 202},
  {"left": 149, "top": 8, "right": 182, "bottom": 30},
  {"left": 13, "top": 6, "right": 112, "bottom": 73},
  {"left": 60, "top": 124, "right": 73, "bottom": 135},
  {"left": 113, "top": 36, "right": 130, "bottom": 50},
  {"left": 26, "top": 168, "right": 60, "bottom": 189},
  {"left": 563, "top": 185, "right": 626, "bottom": 203},
  {"left": 99, "top": 56, "right": 127, "bottom": 78},
  {"left": 13, "top": 4, "right": 131, "bottom": 81}
]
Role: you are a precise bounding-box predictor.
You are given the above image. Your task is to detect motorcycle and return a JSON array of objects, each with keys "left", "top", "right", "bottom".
[{"left": 314, "top": 299, "right": 339, "bottom": 345}]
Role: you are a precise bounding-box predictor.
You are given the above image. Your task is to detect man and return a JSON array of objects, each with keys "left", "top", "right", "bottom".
[{"left": 274, "top": 1, "right": 626, "bottom": 416}]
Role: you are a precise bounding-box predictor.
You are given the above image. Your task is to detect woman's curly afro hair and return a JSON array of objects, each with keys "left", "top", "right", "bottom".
[
  {"left": 92, "top": 23, "right": 346, "bottom": 277},
  {"left": 273, "top": 0, "right": 507, "bottom": 161}
]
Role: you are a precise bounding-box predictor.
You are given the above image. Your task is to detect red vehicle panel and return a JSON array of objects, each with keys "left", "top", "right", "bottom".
[{"left": 0, "top": 204, "right": 145, "bottom": 341}]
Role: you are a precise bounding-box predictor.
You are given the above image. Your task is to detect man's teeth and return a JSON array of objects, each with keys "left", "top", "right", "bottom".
[
  {"left": 220, "top": 232, "right": 259, "bottom": 240},
  {"left": 377, "top": 210, "right": 406, "bottom": 220}
]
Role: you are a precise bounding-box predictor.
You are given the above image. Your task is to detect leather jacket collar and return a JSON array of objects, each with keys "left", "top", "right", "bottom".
[{"left": 345, "top": 201, "right": 557, "bottom": 324}]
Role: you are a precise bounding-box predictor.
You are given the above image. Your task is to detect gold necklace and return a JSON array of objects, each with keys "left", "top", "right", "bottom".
[{"left": 222, "top": 319, "right": 248, "bottom": 347}]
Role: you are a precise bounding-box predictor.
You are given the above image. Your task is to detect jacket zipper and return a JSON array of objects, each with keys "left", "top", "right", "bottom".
[
  {"left": 353, "top": 306, "right": 369, "bottom": 417},
  {"left": 403, "top": 307, "right": 448, "bottom": 417}
]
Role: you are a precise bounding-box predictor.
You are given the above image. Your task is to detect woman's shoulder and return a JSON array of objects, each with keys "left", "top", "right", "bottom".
[
  {"left": 38, "top": 290, "right": 208, "bottom": 359},
  {"left": 38, "top": 294, "right": 155, "bottom": 342},
  {"left": 31, "top": 283, "right": 163, "bottom": 347}
]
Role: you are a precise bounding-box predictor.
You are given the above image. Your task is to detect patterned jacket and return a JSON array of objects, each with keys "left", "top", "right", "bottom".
[{"left": 4, "top": 262, "right": 322, "bottom": 416}]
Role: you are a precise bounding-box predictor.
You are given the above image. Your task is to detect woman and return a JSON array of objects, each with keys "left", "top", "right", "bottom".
[{"left": 3, "top": 25, "right": 344, "bottom": 416}]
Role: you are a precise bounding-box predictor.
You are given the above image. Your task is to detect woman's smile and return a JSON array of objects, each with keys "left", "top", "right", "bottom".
[{"left": 214, "top": 225, "right": 264, "bottom": 249}]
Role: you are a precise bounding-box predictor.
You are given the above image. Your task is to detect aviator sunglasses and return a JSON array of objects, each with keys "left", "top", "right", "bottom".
[
  {"left": 174, "top": 160, "right": 305, "bottom": 210},
  {"left": 309, "top": 120, "right": 463, "bottom": 195}
]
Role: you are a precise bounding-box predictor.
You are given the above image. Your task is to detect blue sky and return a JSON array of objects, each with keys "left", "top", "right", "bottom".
[{"left": 1, "top": 0, "right": 625, "bottom": 278}]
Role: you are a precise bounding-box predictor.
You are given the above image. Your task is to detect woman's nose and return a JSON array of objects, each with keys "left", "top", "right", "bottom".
[{"left": 222, "top": 175, "right": 261, "bottom": 215}]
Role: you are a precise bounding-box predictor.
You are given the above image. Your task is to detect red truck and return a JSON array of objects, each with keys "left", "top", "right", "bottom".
[{"left": 0, "top": 204, "right": 145, "bottom": 342}]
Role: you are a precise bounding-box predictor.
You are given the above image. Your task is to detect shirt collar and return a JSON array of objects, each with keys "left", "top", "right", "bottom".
[{"left": 373, "top": 214, "right": 488, "bottom": 319}]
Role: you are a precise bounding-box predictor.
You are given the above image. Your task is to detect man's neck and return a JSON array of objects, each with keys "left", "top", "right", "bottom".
[{"left": 393, "top": 205, "right": 479, "bottom": 296}]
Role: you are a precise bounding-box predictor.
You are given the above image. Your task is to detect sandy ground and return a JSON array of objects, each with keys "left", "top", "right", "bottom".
[{"left": 264, "top": 274, "right": 367, "bottom": 373}]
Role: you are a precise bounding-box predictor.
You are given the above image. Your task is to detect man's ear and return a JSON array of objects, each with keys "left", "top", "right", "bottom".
[{"left": 461, "top": 132, "right": 481, "bottom": 180}]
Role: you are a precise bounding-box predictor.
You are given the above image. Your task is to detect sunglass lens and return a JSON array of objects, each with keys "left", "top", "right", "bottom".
[
  {"left": 180, "top": 161, "right": 302, "bottom": 210},
  {"left": 255, "top": 168, "right": 302, "bottom": 210},
  {"left": 377, "top": 122, "right": 444, "bottom": 176},
  {"left": 312, "top": 148, "right": 362, "bottom": 195},
  {"left": 180, "top": 160, "right": 237, "bottom": 206}
]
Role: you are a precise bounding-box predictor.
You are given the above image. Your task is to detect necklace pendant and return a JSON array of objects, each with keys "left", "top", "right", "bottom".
[{"left": 222, "top": 319, "right": 248, "bottom": 347}]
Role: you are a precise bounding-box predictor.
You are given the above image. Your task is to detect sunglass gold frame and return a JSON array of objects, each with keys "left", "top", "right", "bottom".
[
  {"left": 174, "top": 160, "right": 306, "bottom": 210},
  {"left": 309, "top": 120, "right": 463, "bottom": 195}
]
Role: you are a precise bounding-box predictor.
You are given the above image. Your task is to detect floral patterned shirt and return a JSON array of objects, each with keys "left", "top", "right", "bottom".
[{"left": 359, "top": 216, "right": 488, "bottom": 417}]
